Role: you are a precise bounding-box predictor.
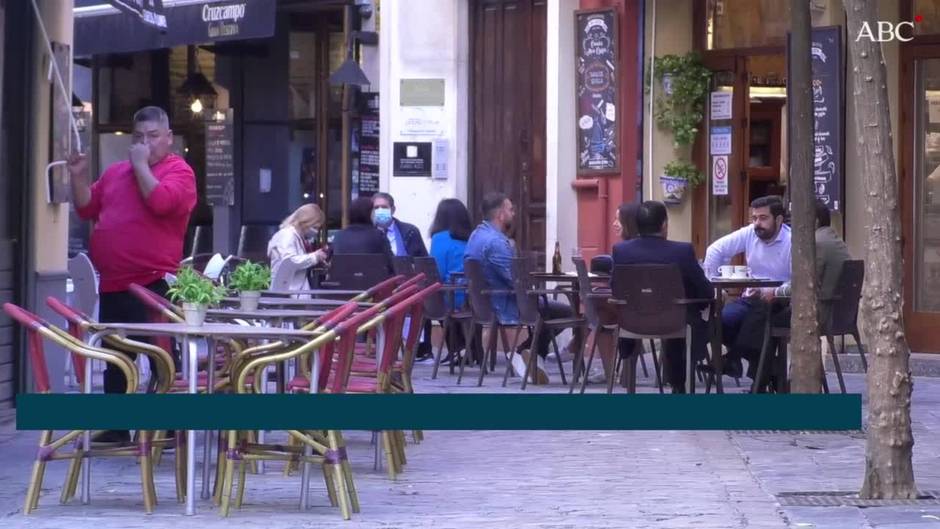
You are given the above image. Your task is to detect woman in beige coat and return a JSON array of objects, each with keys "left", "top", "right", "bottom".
[{"left": 267, "top": 204, "right": 329, "bottom": 292}]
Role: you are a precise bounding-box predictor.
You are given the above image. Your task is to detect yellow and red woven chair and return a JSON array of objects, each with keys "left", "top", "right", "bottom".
[
  {"left": 45, "top": 296, "right": 190, "bottom": 502},
  {"left": 4, "top": 302, "right": 159, "bottom": 513},
  {"left": 215, "top": 301, "right": 360, "bottom": 518}
]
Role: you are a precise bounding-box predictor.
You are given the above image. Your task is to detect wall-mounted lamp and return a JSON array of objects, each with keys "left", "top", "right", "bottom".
[{"left": 178, "top": 46, "right": 217, "bottom": 115}]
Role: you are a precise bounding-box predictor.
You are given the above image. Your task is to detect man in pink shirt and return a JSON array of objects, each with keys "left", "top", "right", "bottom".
[{"left": 69, "top": 106, "right": 196, "bottom": 442}]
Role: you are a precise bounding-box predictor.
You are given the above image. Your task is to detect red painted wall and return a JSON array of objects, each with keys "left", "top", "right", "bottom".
[{"left": 573, "top": 0, "right": 641, "bottom": 262}]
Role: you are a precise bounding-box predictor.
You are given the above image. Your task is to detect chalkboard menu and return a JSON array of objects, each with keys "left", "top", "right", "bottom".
[
  {"left": 789, "top": 26, "right": 843, "bottom": 211},
  {"left": 575, "top": 8, "right": 619, "bottom": 174},
  {"left": 205, "top": 109, "right": 235, "bottom": 206},
  {"left": 358, "top": 92, "right": 380, "bottom": 197}
]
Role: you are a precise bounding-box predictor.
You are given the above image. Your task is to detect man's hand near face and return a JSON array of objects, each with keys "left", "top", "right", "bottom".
[{"left": 129, "top": 142, "right": 159, "bottom": 197}]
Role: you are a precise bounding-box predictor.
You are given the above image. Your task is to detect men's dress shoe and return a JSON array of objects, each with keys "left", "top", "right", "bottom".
[{"left": 723, "top": 357, "right": 744, "bottom": 379}]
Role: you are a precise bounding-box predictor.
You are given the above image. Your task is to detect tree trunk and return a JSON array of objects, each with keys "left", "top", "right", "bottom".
[
  {"left": 788, "top": 0, "right": 822, "bottom": 393},
  {"left": 842, "top": 0, "right": 917, "bottom": 499}
]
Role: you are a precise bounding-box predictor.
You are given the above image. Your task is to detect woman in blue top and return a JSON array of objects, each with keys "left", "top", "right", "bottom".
[
  {"left": 429, "top": 198, "right": 472, "bottom": 301},
  {"left": 429, "top": 199, "right": 473, "bottom": 362}
]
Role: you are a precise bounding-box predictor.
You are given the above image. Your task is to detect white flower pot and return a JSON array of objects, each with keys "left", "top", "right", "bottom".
[
  {"left": 660, "top": 175, "right": 688, "bottom": 205},
  {"left": 182, "top": 302, "right": 208, "bottom": 326},
  {"left": 239, "top": 291, "right": 261, "bottom": 312}
]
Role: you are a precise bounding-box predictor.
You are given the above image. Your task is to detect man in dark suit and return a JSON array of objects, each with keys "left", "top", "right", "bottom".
[
  {"left": 611, "top": 201, "right": 713, "bottom": 393},
  {"left": 372, "top": 192, "right": 428, "bottom": 257}
]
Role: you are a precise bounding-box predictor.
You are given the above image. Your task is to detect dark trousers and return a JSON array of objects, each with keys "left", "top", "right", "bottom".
[
  {"left": 517, "top": 300, "right": 574, "bottom": 358},
  {"left": 722, "top": 298, "right": 785, "bottom": 379},
  {"left": 619, "top": 314, "right": 709, "bottom": 390},
  {"left": 98, "top": 279, "right": 175, "bottom": 394}
]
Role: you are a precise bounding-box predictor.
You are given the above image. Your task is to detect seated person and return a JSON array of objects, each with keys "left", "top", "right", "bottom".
[
  {"left": 703, "top": 196, "right": 791, "bottom": 379},
  {"left": 774, "top": 199, "right": 852, "bottom": 328},
  {"left": 612, "top": 201, "right": 712, "bottom": 393},
  {"left": 331, "top": 196, "right": 395, "bottom": 276},
  {"left": 464, "top": 191, "right": 573, "bottom": 384}
]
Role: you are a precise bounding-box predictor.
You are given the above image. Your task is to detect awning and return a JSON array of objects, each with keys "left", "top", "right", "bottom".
[{"left": 74, "top": 0, "right": 277, "bottom": 57}]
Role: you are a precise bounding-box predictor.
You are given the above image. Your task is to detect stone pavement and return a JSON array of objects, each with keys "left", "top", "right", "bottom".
[{"left": 1, "top": 354, "right": 939, "bottom": 528}]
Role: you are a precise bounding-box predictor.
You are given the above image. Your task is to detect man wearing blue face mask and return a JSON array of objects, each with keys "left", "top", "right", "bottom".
[{"left": 372, "top": 192, "right": 429, "bottom": 258}]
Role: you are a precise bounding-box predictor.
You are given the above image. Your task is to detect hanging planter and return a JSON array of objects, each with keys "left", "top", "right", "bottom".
[
  {"left": 660, "top": 175, "right": 688, "bottom": 204},
  {"left": 660, "top": 160, "right": 705, "bottom": 205}
]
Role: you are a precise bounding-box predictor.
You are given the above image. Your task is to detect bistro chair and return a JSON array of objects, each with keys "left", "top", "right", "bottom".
[
  {"left": 509, "top": 257, "right": 585, "bottom": 390},
  {"left": 218, "top": 303, "right": 361, "bottom": 518},
  {"left": 4, "top": 302, "right": 158, "bottom": 513},
  {"left": 461, "top": 259, "right": 519, "bottom": 386},
  {"left": 412, "top": 257, "right": 472, "bottom": 379},
  {"left": 821, "top": 259, "right": 868, "bottom": 380},
  {"left": 609, "top": 265, "right": 712, "bottom": 394},
  {"left": 236, "top": 223, "right": 279, "bottom": 264},
  {"left": 44, "top": 296, "right": 189, "bottom": 501},
  {"left": 320, "top": 253, "right": 393, "bottom": 291},
  {"left": 392, "top": 255, "right": 416, "bottom": 277},
  {"left": 189, "top": 224, "right": 213, "bottom": 257},
  {"left": 571, "top": 257, "right": 655, "bottom": 393}
]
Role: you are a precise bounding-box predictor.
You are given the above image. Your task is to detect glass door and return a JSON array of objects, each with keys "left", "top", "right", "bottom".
[{"left": 906, "top": 55, "right": 940, "bottom": 351}]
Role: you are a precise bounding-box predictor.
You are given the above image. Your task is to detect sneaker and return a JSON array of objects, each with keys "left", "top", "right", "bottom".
[
  {"left": 534, "top": 356, "right": 550, "bottom": 385},
  {"left": 587, "top": 369, "right": 608, "bottom": 384},
  {"left": 521, "top": 351, "right": 549, "bottom": 385},
  {"left": 510, "top": 351, "right": 529, "bottom": 378}
]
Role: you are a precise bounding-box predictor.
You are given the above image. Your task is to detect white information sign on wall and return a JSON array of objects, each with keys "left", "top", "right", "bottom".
[
  {"left": 400, "top": 107, "right": 445, "bottom": 137},
  {"left": 432, "top": 139, "right": 449, "bottom": 180},
  {"left": 712, "top": 155, "right": 729, "bottom": 196},
  {"left": 710, "top": 91, "right": 733, "bottom": 120},
  {"left": 710, "top": 126, "right": 732, "bottom": 155}
]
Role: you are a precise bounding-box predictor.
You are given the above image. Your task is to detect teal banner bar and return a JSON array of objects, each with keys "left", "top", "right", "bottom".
[{"left": 16, "top": 394, "right": 862, "bottom": 431}]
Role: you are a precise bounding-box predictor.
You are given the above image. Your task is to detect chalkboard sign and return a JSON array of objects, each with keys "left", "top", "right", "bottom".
[
  {"left": 393, "top": 142, "right": 432, "bottom": 177},
  {"left": 788, "top": 26, "right": 843, "bottom": 211},
  {"left": 575, "top": 8, "right": 619, "bottom": 174},
  {"left": 205, "top": 109, "right": 235, "bottom": 206},
  {"left": 358, "top": 92, "right": 380, "bottom": 197}
]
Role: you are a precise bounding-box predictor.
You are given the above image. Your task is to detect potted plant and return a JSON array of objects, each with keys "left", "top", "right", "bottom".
[
  {"left": 167, "top": 267, "right": 227, "bottom": 326},
  {"left": 661, "top": 160, "right": 705, "bottom": 204},
  {"left": 228, "top": 261, "right": 271, "bottom": 311},
  {"left": 650, "top": 53, "right": 712, "bottom": 148}
]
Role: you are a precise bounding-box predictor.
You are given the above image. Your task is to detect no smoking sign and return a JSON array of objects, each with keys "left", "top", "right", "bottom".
[{"left": 712, "top": 155, "right": 729, "bottom": 196}]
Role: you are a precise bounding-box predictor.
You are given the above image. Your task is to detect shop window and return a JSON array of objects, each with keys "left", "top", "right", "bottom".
[
  {"left": 706, "top": 0, "right": 790, "bottom": 50},
  {"left": 914, "top": 0, "right": 940, "bottom": 36},
  {"left": 289, "top": 31, "right": 318, "bottom": 120},
  {"left": 96, "top": 53, "right": 154, "bottom": 125},
  {"left": 914, "top": 58, "right": 940, "bottom": 312}
]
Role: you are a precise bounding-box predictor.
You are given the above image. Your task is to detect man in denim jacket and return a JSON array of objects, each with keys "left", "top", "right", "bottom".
[{"left": 465, "top": 192, "right": 572, "bottom": 383}]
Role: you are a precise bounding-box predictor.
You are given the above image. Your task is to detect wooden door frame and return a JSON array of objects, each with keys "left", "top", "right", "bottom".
[
  {"left": 899, "top": 42, "right": 940, "bottom": 350},
  {"left": 692, "top": 55, "right": 752, "bottom": 256}
]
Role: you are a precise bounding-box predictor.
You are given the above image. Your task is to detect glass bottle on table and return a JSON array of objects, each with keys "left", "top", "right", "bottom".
[{"left": 552, "top": 241, "right": 562, "bottom": 275}]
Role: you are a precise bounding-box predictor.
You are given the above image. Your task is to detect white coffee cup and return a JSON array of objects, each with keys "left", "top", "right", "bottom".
[
  {"left": 718, "top": 265, "right": 735, "bottom": 278},
  {"left": 732, "top": 266, "right": 750, "bottom": 278}
]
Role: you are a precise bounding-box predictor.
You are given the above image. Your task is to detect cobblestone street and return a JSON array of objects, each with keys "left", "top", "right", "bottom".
[{"left": 1, "top": 358, "right": 939, "bottom": 528}]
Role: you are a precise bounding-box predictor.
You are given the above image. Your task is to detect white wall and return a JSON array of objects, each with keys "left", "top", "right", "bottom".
[
  {"left": 545, "top": 0, "right": 580, "bottom": 271},
  {"left": 379, "top": 0, "right": 469, "bottom": 246}
]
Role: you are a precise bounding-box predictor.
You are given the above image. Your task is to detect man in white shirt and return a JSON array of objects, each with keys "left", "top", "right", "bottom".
[{"left": 703, "top": 196, "right": 791, "bottom": 379}]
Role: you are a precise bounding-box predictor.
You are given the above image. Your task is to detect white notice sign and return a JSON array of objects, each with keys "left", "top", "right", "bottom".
[
  {"left": 432, "top": 139, "right": 449, "bottom": 180},
  {"left": 710, "top": 91, "right": 733, "bottom": 120},
  {"left": 712, "top": 155, "right": 729, "bottom": 196},
  {"left": 930, "top": 94, "right": 940, "bottom": 124},
  {"left": 710, "top": 126, "right": 732, "bottom": 155}
]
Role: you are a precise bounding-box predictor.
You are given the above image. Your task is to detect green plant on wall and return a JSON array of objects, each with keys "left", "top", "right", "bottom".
[
  {"left": 651, "top": 53, "right": 713, "bottom": 148},
  {"left": 167, "top": 267, "right": 227, "bottom": 306},
  {"left": 228, "top": 261, "right": 271, "bottom": 292},
  {"left": 663, "top": 160, "right": 705, "bottom": 188}
]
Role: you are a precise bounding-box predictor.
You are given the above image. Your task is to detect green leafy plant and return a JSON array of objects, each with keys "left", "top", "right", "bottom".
[
  {"left": 228, "top": 261, "right": 271, "bottom": 292},
  {"left": 663, "top": 160, "right": 705, "bottom": 188},
  {"left": 167, "top": 267, "right": 227, "bottom": 306},
  {"left": 650, "top": 53, "right": 713, "bottom": 148}
]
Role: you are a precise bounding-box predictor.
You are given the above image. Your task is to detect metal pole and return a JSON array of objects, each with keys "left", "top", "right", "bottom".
[{"left": 340, "top": 3, "right": 354, "bottom": 228}]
